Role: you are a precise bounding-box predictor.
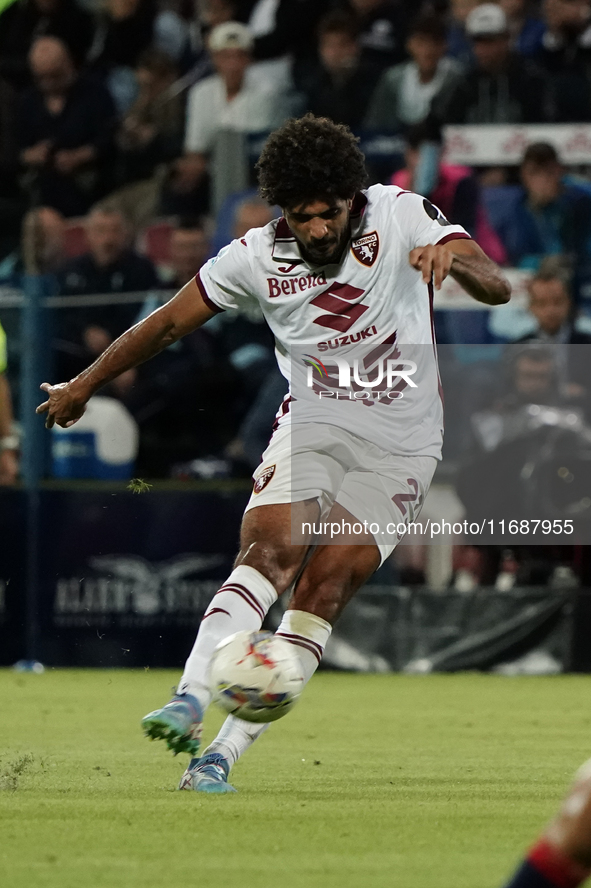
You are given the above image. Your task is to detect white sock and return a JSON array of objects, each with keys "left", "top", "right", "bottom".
[
  {"left": 205, "top": 609, "right": 332, "bottom": 767},
  {"left": 203, "top": 716, "right": 270, "bottom": 767},
  {"left": 177, "top": 564, "right": 277, "bottom": 712}
]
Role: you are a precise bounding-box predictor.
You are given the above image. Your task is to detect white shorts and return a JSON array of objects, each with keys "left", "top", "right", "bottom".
[{"left": 245, "top": 423, "right": 437, "bottom": 564}]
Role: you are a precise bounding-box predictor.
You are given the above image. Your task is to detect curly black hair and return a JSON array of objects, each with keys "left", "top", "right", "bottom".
[{"left": 256, "top": 114, "right": 368, "bottom": 209}]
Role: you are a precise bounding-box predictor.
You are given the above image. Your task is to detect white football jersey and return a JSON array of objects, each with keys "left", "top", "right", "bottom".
[{"left": 197, "top": 184, "right": 470, "bottom": 458}]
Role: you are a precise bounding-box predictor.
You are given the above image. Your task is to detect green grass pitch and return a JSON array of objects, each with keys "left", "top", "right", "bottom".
[{"left": 1, "top": 670, "right": 590, "bottom": 888}]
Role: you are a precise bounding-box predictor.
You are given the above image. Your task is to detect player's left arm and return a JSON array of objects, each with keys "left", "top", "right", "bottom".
[{"left": 409, "top": 237, "right": 511, "bottom": 305}]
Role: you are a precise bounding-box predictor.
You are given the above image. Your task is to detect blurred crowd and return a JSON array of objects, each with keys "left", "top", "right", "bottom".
[
  {"left": 3, "top": 0, "right": 591, "bottom": 501},
  {"left": 3, "top": 0, "right": 591, "bottom": 236}
]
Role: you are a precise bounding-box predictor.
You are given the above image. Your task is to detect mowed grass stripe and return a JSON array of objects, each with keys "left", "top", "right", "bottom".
[{"left": 0, "top": 670, "right": 589, "bottom": 888}]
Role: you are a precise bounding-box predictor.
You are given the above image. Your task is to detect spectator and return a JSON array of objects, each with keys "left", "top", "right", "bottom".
[
  {"left": 209, "top": 193, "right": 275, "bottom": 413},
  {"left": 166, "top": 218, "right": 211, "bottom": 287},
  {"left": 446, "top": 0, "right": 480, "bottom": 65},
  {"left": 233, "top": 195, "right": 275, "bottom": 237},
  {"left": 91, "top": 0, "right": 175, "bottom": 114},
  {"left": 390, "top": 122, "right": 507, "bottom": 264},
  {"left": 228, "top": 367, "right": 288, "bottom": 468},
  {"left": 436, "top": 3, "right": 552, "bottom": 123},
  {"left": 293, "top": 11, "right": 382, "bottom": 128},
  {"left": 180, "top": 0, "right": 237, "bottom": 79},
  {"left": 516, "top": 260, "right": 591, "bottom": 415},
  {"left": 0, "top": 321, "right": 18, "bottom": 485},
  {"left": 0, "top": 77, "right": 26, "bottom": 262},
  {"left": 247, "top": 0, "right": 330, "bottom": 91},
  {"left": 210, "top": 188, "right": 276, "bottom": 252},
  {"left": 220, "top": 195, "right": 285, "bottom": 470},
  {"left": 16, "top": 205, "right": 66, "bottom": 276},
  {"left": 0, "top": 0, "right": 95, "bottom": 90},
  {"left": 537, "top": 0, "right": 591, "bottom": 121},
  {"left": 29, "top": 205, "right": 66, "bottom": 273},
  {"left": 365, "top": 13, "right": 462, "bottom": 131},
  {"left": 116, "top": 49, "right": 185, "bottom": 188},
  {"left": 499, "top": 0, "right": 546, "bottom": 56},
  {"left": 164, "top": 21, "right": 284, "bottom": 215},
  {"left": 456, "top": 346, "right": 564, "bottom": 529},
  {"left": 489, "top": 143, "right": 591, "bottom": 285},
  {"left": 54, "top": 204, "right": 160, "bottom": 384},
  {"left": 128, "top": 324, "right": 237, "bottom": 477},
  {"left": 152, "top": 3, "right": 190, "bottom": 66},
  {"left": 1, "top": 205, "right": 65, "bottom": 282},
  {"left": 115, "top": 212, "right": 238, "bottom": 476},
  {"left": 200, "top": 0, "right": 240, "bottom": 28},
  {"left": 344, "top": 0, "right": 409, "bottom": 70},
  {"left": 517, "top": 261, "right": 591, "bottom": 345},
  {"left": 0, "top": 207, "right": 66, "bottom": 390},
  {"left": 18, "top": 36, "right": 117, "bottom": 217}
]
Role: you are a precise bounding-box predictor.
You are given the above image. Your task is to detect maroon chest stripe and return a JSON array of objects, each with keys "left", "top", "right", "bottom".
[{"left": 311, "top": 281, "right": 368, "bottom": 333}]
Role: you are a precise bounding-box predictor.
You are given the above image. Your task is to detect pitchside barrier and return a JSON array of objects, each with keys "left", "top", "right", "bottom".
[{"left": 0, "top": 483, "right": 589, "bottom": 671}]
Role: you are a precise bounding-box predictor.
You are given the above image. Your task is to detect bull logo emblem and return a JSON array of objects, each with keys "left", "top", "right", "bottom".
[
  {"left": 253, "top": 464, "right": 276, "bottom": 494},
  {"left": 351, "top": 231, "right": 379, "bottom": 267}
]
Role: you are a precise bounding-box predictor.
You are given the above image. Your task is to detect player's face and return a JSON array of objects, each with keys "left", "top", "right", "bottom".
[{"left": 284, "top": 198, "right": 352, "bottom": 266}]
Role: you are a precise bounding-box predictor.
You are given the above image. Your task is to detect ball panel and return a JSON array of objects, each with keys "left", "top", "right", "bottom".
[{"left": 209, "top": 630, "right": 304, "bottom": 723}]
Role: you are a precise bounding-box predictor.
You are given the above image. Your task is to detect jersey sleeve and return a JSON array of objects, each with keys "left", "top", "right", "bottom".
[
  {"left": 395, "top": 190, "right": 471, "bottom": 250},
  {"left": 196, "top": 236, "right": 258, "bottom": 313}
]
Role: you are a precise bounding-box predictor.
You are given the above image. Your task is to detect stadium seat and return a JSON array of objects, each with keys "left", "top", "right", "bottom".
[{"left": 138, "top": 220, "right": 175, "bottom": 266}]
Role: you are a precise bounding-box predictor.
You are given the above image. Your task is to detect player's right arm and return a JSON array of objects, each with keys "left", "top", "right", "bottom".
[{"left": 36, "top": 278, "right": 216, "bottom": 429}]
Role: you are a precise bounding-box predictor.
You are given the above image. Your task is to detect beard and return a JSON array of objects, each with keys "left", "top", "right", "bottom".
[{"left": 297, "top": 224, "right": 351, "bottom": 267}]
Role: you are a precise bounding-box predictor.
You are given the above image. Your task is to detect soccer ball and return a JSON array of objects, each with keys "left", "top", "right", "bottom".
[{"left": 209, "top": 630, "right": 304, "bottom": 723}]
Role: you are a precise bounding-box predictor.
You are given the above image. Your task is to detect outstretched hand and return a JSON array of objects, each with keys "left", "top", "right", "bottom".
[
  {"left": 36, "top": 381, "right": 89, "bottom": 429},
  {"left": 409, "top": 244, "right": 454, "bottom": 290}
]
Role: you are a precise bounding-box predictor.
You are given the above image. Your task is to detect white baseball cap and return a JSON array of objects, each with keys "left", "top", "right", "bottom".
[
  {"left": 209, "top": 21, "right": 254, "bottom": 53},
  {"left": 466, "top": 3, "right": 508, "bottom": 38}
]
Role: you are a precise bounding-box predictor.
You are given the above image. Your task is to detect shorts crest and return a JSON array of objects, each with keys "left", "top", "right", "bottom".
[
  {"left": 253, "top": 464, "right": 276, "bottom": 494},
  {"left": 351, "top": 231, "right": 379, "bottom": 267}
]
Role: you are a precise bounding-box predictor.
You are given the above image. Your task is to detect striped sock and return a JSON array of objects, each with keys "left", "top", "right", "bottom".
[
  {"left": 276, "top": 609, "right": 332, "bottom": 683},
  {"left": 177, "top": 565, "right": 277, "bottom": 712}
]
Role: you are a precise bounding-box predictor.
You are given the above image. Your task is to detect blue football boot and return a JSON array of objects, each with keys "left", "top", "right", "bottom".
[
  {"left": 141, "top": 693, "right": 203, "bottom": 757},
  {"left": 178, "top": 753, "right": 237, "bottom": 794}
]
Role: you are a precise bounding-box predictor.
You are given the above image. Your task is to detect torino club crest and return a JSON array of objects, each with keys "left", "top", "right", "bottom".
[
  {"left": 351, "top": 231, "right": 379, "bottom": 267},
  {"left": 253, "top": 464, "right": 275, "bottom": 494}
]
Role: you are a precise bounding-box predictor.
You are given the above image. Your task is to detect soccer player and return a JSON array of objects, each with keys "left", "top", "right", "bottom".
[
  {"left": 501, "top": 758, "right": 591, "bottom": 888},
  {"left": 36, "top": 115, "right": 510, "bottom": 793}
]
